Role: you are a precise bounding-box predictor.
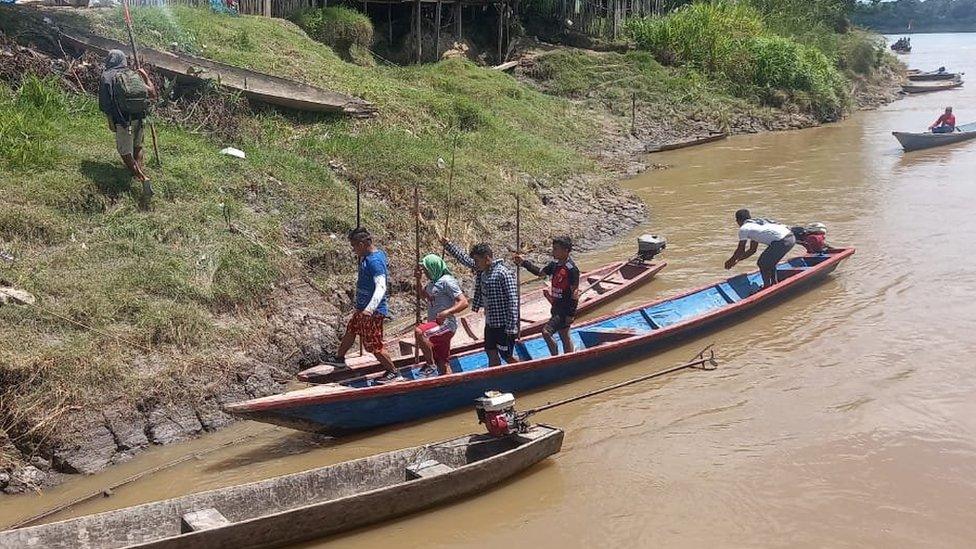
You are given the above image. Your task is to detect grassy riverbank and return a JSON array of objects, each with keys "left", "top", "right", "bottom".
[{"left": 0, "top": 3, "right": 902, "bottom": 491}]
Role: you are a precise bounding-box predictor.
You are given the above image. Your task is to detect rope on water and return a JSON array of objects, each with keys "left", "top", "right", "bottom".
[{"left": 520, "top": 344, "right": 718, "bottom": 419}]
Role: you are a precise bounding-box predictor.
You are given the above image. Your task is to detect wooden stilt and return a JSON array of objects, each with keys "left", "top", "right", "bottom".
[
  {"left": 415, "top": 0, "right": 422, "bottom": 64},
  {"left": 455, "top": 1, "right": 462, "bottom": 39},
  {"left": 388, "top": 2, "right": 393, "bottom": 45},
  {"left": 435, "top": 0, "right": 442, "bottom": 60},
  {"left": 496, "top": 3, "right": 503, "bottom": 63}
]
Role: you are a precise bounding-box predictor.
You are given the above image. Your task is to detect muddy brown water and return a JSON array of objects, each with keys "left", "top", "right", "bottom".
[{"left": 4, "top": 33, "right": 976, "bottom": 547}]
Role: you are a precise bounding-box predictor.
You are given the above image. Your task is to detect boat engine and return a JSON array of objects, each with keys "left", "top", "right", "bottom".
[
  {"left": 476, "top": 391, "right": 522, "bottom": 437},
  {"left": 636, "top": 234, "right": 667, "bottom": 262}
]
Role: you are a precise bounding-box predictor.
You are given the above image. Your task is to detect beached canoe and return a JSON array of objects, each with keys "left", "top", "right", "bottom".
[
  {"left": 901, "top": 79, "right": 963, "bottom": 94},
  {"left": 644, "top": 132, "right": 728, "bottom": 153},
  {"left": 893, "top": 122, "right": 976, "bottom": 152},
  {"left": 908, "top": 69, "right": 962, "bottom": 81},
  {"left": 227, "top": 249, "right": 854, "bottom": 435},
  {"left": 59, "top": 31, "right": 376, "bottom": 117},
  {"left": 297, "top": 258, "right": 666, "bottom": 384},
  {"left": 0, "top": 425, "right": 562, "bottom": 549}
]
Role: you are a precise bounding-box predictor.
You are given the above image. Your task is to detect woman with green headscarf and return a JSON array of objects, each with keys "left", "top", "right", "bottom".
[{"left": 415, "top": 253, "right": 469, "bottom": 376}]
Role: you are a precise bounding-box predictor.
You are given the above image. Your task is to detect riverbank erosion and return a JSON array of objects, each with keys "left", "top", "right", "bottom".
[{"left": 0, "top": 3, "right": 902, "bottom": 494}]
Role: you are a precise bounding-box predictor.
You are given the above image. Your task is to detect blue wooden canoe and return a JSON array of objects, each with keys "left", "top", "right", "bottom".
[{"left": 224, "top": 249, "right": 854, "bottom": 435}]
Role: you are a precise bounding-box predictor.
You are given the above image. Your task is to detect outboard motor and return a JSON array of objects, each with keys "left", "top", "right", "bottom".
[
  {"left": 475, "top": 391, "right": 519, "bottom": 437},
  {"left": 636, "top": 234, "right": 667, "bottom": 262}
]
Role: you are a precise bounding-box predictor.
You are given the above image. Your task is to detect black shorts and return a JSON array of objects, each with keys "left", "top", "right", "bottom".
[
  {"left": 484, "top": 327, "right": 516, "bottom": 359},
  {"left": 544, "top": 313, "right": 574, "bottom": 333},
  {"left": 758, "top": 234, "right": 796, "bottom": 278}
]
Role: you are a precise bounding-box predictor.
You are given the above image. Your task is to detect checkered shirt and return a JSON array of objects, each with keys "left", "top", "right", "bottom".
[{"left": 444, "top": 242, "right": 519, "bottom": 334}]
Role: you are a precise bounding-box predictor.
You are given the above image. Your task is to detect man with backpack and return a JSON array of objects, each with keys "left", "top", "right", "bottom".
[{"left": 98, "top": 50, "right": 156, "bottom": 200}]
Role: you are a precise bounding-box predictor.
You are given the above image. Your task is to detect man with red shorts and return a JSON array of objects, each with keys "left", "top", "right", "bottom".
[
  {"left": 414, "top": 254, "right": 468, "bottom": 376},
  {"left": 321, "top": 227, "right": 401, "bottom": 382}
]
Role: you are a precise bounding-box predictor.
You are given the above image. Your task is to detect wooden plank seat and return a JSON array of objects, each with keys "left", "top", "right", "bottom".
[
  {"left": 406, "top": 459, "right": 454, "bottom": 480},
  {"left": 576, "top": 327, "right": 638, "bottom": 348}
]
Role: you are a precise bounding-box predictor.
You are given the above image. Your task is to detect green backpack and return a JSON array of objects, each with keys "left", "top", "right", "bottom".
[{"left": 112, "top": 69, "right": 150, "bottom": 117}]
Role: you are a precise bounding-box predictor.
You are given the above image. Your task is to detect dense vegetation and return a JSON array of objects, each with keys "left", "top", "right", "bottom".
[
  {"left": 291, "top": 6, "right": 374, "bottom": 63},
  {"left": 625, "top": 0, "right": 882, "bottom": 120},
  {"left": 854, "top": 0, "right": 976, "bottom": 32}
]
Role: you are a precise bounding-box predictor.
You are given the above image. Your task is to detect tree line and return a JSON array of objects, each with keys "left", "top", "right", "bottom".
[{"left": 853, "top": 0, "right": 976, "bottom": 32}]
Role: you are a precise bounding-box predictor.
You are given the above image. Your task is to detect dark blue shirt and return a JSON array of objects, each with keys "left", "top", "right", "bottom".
[{"left": 356, "top": 249, "right": 389, "bottom": 316}]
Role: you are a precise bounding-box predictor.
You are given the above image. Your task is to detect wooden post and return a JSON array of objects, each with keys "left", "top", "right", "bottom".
[
  {"left": 455, "top": 1, "right": 462, "bottom": 39},
  {"left": 263, "top": 0, "right": 270, "bottom": 17},
  {"left": 496, "top": 3, "right": 503, "bottom": 63},
  {"left": 388, "top": 3, "right": 393, "bottom": 45},
  {"left": 612, "top": 0, "right": 618, "bottom": 40},
  {"left": 631, "top": 91, "right": 636, "bottom": 135},
  {"left": 435, "top": 0, "right": 442, "bottom": 60},
  {"left": 415, "top": 0, "right": 422, "bottom": 64}
]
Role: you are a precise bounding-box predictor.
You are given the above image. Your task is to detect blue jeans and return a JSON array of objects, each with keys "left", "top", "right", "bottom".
[{"left": 932, "top": 125, "right": 955, "bottom": 134}]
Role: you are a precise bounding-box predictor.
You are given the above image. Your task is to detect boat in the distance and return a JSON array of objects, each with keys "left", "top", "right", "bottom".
[
  {"left": 908, "top": 68, "right": 962, "bottom": 81},
  {"left": 902, "top": 78, "right": 963, "bottom": 94},
  {"left": 227, "top": 249, "right": 854, "bottom": 435},
  {"left": 893, "top": 122, "right": 976, "bottom": 152},
  {"left": 0, "top": 425, "right": 563, "bottom": 548},
  {"left": 299, "top": 254, "right": 667, "bottom": 384}
]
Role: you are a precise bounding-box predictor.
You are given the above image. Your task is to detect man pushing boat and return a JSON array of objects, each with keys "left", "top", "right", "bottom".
[
  {"left": 321, "top": 227, "right": 402, "bottom": 383},
  {"left": 724, "top": 209, "right": 796, "bottom": 289},
  {"left": 513, "top": 236, "right": 581, "bottom": 356}
]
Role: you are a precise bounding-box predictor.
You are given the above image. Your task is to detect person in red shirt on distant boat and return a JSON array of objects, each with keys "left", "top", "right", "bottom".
[{"left": 930, "top": 106, "right": 956, "bottom": 134}]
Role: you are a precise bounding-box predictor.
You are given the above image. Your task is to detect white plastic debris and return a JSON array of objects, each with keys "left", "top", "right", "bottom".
[
  {"left": 219, "top": 147, "right": 246, "bottom": 159},
  {"left": 437, "top": 157, "right": 447, "bottom": 169}
]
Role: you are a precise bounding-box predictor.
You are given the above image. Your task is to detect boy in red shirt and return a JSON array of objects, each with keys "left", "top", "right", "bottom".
[
  {"left": 930, "top": 106, "right": 956, "bottom": 134},
  {"left": 514, "top": 236, "right": 581, "bottom": 356}
]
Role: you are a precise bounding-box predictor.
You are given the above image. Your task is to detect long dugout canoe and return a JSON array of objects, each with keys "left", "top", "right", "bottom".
[
  {"left": 893, "top": 122, "right": 976, "bottom": 152},
  {"left": 901, "top": 79, "right": 964, "bottom": 94},
  {"left": 0, "top": 425, "right": 563, "bottom": 549},
  {"left": 298, "top": 258, "right": 666, "bottom": 384},
  {"left": 227, "top": 249, "right": 855, "bottom": 435},
  {"left": 60, "top": 31, "right": 376, "bottom": 117}
]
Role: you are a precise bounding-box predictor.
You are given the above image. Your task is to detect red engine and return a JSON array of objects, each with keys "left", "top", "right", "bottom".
[{"left": 475, "top": 392, "right": 519, "bottom": 437}]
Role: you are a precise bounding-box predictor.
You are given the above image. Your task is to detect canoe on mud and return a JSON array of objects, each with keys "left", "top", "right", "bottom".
[
  {"left": 0, "top": 425, "right": 562, "bottom": 549},
  {"left": 59, "top": 31, "right": 376, "bottom": 117},
  {"left": 908, "top": 69, "right": 962, "bottom": 81},
  {"left": 645, "top": 132, "right": 728, "bottom": 153},
  {"left": 901, "top": 79, "right": 963, "bottom": 94},
  {"left": 893, "top": 122, "right": 976, "bottom": 152},
  {"left": 297, "top": 258, "right": 666, "bottom": 384},
  {"left": 227, "top": 249, "right": 855, "bottom": 435}
]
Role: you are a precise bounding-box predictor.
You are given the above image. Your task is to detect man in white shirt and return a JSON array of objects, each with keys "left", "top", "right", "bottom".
[{"left": 724, "top": 208, "right": 796, "bottom": 289}]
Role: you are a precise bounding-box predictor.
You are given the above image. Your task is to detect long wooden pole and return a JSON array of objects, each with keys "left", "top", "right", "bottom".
[
  {"left": 414, "top": 184, "right": 422, "bottom": 362},
  {"left": 122, "top": 0, "right": 161, "bottom": 168},
  {"left": 515, "top": 192, "right": 521, "bottom": 337}
]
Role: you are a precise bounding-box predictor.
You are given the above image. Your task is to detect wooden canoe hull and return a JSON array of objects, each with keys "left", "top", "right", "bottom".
[
  {"left": 59, "top": 31, "right": 375, "bottom": 117},
  {"left": 901, "top": 80, "right": 963, "bottom": 94},
  {"left": 908, "top": 72, "right": 961, "bottom": 81},
  {"left": 297, "top": 259, "right": 666, "bottom": 384},
  {"left": 0, "top": 426, "right": 563, "bottom": 549},
  {"left": 645, "top": 133, "right": 728, "bottom": 153},
  {"left": 893, "top": 123, "right": 976, "bottom": 152},
  {"left": 228, "top": 249, "right": 854, "bottom": 435}
]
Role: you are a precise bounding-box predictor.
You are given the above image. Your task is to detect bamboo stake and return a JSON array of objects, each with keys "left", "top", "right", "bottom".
[
  {"left": 414, "top": 183, "right": 422, "bottom": 363},
  {"left": 515, "top": 191, "right": 522, "bottom": 337}
]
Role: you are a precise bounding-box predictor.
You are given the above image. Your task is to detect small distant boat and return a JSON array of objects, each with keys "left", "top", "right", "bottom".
[
  {"left": 645, "top": 132, "right": 728, "bottom": 153},
  {"left": 893, "top": 122, "right": 976, "bottom": 152},
  {"left": 0, "top": 425, "right": 563, "bottom": 549},
  {"left": 902, "top": 79, "right": 963, "bottom": 94},
  {"left": 908, "top": 69, "right": 962, "bottom": 82},
  {"left": 228, "top": 249, "right": 854, "bottom": 435},
  {"left": 298, "top": 258, "right": 666, "bottom": 384}
]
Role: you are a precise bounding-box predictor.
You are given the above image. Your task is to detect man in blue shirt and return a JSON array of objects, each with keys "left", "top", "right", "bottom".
[{"left": 321, "top": 227, "right": 402, "bottom": 382}]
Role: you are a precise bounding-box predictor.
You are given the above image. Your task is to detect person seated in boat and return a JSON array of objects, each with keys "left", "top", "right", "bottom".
[
  {"left": 513, "top": 236, "right": 581, "bottom": 356},
  {"left": 321, "top": 228, "right": 402, "bottom": 383},
  {"left": 414, "top": 254, "right": 469, "bottom": 376},
  {"left": 724, "top": 209, "right": 796, "bottom": 289},
  {"left": 441, "top": 239, "right": 521, "bottom": 366},
  {"left": 930, "top": 107, "right": 956, "bottom": 134}
]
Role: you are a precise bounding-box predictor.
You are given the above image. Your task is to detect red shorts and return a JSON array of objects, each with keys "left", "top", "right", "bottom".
[
  {"left": 418, "top": 321, "right": 455, "bottom": 365},
  {"left": 348, "top": 312, "right": 385, "bottom": 353}
]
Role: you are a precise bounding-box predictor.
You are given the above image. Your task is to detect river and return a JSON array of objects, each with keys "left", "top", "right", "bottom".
[{"left": 3, "top": 32, "right": 976, "bottom": 548}]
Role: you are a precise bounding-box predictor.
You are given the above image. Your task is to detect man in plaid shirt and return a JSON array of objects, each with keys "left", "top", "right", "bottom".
[{"left": 442, "top": 239, "right": 520, "bottom": 365}]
